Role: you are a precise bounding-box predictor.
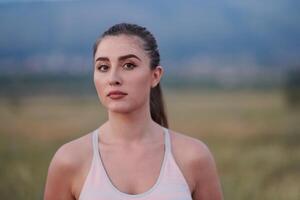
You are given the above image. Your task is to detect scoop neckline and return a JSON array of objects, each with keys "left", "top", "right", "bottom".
[{"left": 94, "top": 127, "right": 168, "bottom": 198}]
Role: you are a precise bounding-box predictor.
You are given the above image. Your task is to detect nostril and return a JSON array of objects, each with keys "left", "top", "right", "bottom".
[{"left": 109, "top": 80, "right": 121, "bottom": 86}]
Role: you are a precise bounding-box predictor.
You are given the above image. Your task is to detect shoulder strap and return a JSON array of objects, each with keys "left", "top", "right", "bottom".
[
  {"left": 92, "top": 129, "right": 99, "bottom": 159},
  {"left": 163, "top": 127, "right": 171, "bottom": 154}
]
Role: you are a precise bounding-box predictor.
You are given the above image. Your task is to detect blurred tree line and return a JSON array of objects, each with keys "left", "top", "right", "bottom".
[
  {"left": 285, "top": 68, "right": 300, "bottom": 108},
  {"left": 0, "top": 69, "right": 300, "bottom": 109}
]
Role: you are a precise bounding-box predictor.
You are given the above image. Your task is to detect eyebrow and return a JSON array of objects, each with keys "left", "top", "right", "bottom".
[{"left": 95, "top": 54, "right": 141, "bottom": 62}]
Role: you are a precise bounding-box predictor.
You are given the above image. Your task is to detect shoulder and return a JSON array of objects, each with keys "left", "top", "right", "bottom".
[
  {"left": 168, "top": 129, "right": 223, "bottom": 199},
  {"left": 169, "top": 129, "right": 214, "bottom": 166},
  {"left": 44, "top": 132, "right": 93, "bottom": 199},
  {"left": 50, "top": 132, "right": 92, "bottom": 171}
]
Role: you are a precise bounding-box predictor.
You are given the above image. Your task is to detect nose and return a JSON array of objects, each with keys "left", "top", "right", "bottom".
[{"left": 108, "top": 69, "right": 122, "bottom": 86}]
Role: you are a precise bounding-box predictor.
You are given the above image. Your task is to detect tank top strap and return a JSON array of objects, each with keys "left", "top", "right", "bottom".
[
  {"left": 92, "top": 129, "right": 99, "bottom": 160},
  {"left": 162, "top": 127, "right": 171, "bottom": 154}
]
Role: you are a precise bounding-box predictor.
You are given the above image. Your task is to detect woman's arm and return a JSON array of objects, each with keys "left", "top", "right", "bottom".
[
  {"left": 44, "top": 144, "right": 76, "bottom": 200},
  {"left": 191, "top": 142, "right": 224, "bottom": 200}
]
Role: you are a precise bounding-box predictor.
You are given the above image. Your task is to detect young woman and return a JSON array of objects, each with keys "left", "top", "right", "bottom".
[{"left": 44, "top": 23, "right": 223, "bottom": 200}]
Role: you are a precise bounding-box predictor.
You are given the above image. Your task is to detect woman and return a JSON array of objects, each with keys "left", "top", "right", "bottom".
[{"left": 44, "top": 23, "right": 223, "bottom": 200}]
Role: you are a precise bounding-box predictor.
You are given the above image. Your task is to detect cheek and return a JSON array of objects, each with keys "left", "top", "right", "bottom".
[
  {"left": 128, "top": 72, "right": 152, "bottom": 97},
  {"left": 94, "top": 75, "right": 106, "bottom": 102}
]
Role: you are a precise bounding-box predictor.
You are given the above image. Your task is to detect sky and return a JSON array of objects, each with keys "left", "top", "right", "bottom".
[{"left": 0, "top": 0, "right": 299, "bottom": 75}]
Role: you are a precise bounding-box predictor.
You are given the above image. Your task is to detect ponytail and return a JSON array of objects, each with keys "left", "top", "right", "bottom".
[{"left": 150, "top": 83, "right": 168, "bottom": 128}]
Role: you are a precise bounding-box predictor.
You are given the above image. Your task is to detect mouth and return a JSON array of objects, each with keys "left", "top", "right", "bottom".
[
  {"left": 108, "top": 93, "right": 127, "bottom": 99},
  {"left": 107, "top": 91, "right": 128, "bottom": 99}
]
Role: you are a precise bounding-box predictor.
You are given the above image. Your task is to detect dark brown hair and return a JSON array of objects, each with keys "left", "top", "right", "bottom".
[{"left": 93, "top": 23, "right": 168, "bottom": 128}]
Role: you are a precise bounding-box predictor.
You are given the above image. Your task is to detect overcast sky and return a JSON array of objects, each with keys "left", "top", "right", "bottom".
[{"left": 0, "top": 0, "right": 299, "bottom": 74}]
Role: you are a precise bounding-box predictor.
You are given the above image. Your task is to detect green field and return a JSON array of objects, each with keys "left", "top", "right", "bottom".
[{"left": 0, "top": 89, "right": 299, "bottom": 200}]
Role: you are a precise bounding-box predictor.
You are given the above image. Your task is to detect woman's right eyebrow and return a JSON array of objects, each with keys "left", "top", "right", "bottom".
[{"left": 95, "top": 57, "right": 109, "bottom": 62}]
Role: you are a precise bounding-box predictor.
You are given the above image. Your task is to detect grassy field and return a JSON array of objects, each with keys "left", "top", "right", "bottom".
[{"left": 0, "top": 88, "right": 299, "bottom": 200}]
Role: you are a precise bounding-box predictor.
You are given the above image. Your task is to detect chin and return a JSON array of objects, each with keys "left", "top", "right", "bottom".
[
  {"left": 106, "top": 104, "right": 134, "bottom": 114},
  {"left": 109, "top": 108, "right": 132, "bottom": 114},
  {"left": 104, "top": 97, "right": 148, "bottom": 114}
]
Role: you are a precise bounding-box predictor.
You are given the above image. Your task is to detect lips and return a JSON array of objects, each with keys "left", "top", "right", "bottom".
[
  {"left": 107, "top": 91, "right": 127, "bottom": 96},
  {"left": 107, "top": 91, "right": 127, "bottom": 99}
]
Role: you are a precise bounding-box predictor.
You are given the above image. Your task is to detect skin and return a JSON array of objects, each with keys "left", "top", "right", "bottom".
[{"left": 43, "top": 34, "right": 223, "bottom": 200}]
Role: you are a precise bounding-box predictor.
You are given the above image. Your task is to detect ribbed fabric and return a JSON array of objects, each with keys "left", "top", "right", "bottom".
[{"left": 79, "top": 127, "right": 192, "bottom": 200}]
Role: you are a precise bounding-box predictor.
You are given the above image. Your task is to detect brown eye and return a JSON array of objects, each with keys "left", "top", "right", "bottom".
[
  {"left": 98, "top": 65, "right": 109, "bottom": 72},
  {"left": 123, "top": 63, "right": 136, "bottom": 70}
]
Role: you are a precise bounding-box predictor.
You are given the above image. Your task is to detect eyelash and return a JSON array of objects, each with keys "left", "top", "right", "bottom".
[{"left": 97, "top": 63, "right": 137, "bottom": 72}]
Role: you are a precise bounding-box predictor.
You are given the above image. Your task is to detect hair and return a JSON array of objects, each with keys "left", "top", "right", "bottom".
[{"left": 93, "top": 23, "right": 168, "bottom": 128}]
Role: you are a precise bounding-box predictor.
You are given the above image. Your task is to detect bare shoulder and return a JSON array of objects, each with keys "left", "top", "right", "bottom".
[
  {"left": 44, "top": 132, "right": 93, "bottom": 200},
  {"left": 168, "top": 129, "right": 223, "bottom": 200},
  {"left": 51, "top": 132, "right": 92, "bottom": 171},
  {"left": 169, "top": 129, "right": 213, "bottom": 164}
]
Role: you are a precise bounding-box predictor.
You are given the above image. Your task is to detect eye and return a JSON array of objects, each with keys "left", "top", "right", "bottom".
[
  {"left": 97, "top": 65, "right": 109, "bottom": 72},
  {"left": 123, "top": 63, "right": 136, "bottom": 70}
]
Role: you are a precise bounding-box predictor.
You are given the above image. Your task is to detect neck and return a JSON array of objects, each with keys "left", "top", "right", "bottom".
[{"left": 102, "top": 103, "right": 161, "bottom": 144}]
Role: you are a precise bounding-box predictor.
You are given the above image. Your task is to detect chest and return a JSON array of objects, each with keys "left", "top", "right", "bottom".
[
  {"left": 73, "top": 140, "right": 195, "bottom": 199},
  {"left": 98, "top": 144, "right": 165, "bottom": 195}
]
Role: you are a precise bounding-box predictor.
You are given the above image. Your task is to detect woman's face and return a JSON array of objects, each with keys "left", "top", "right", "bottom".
[{"left": 94, "top": 34, "right": 162, "bottom": 113}]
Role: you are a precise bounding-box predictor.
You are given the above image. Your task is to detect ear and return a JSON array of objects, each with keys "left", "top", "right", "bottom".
[{"left": 151, "top": 66, "right": 164, "bottom": 88}]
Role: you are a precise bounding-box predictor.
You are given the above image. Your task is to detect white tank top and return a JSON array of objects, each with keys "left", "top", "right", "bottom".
[{"left": 79, "top": 127, "right": 193, "bottom": 200}]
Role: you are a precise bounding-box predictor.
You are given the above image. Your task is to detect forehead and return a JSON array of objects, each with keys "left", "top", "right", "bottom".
[{"left": 95, "top": 35, "right": 148, "bottom": 61}]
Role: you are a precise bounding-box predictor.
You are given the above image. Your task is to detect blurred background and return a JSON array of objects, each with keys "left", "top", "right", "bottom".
[{"left": 0, "top": 0, "right": 300, "bottom": 199}]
